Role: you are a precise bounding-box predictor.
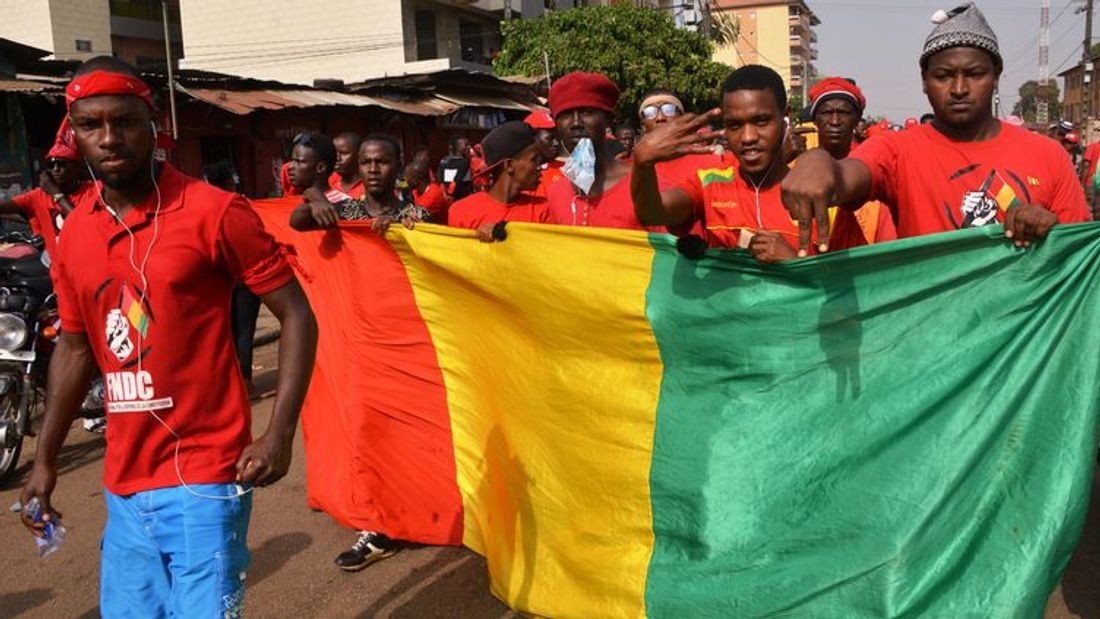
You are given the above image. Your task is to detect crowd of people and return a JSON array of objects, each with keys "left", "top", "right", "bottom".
[{"left": 9, "top": 1, "right": 1097, "bottom": 616}]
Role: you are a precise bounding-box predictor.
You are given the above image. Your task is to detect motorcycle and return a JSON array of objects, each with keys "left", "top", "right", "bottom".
[{"left": 0, "top": 231, "right": 104, "bottom": 485}]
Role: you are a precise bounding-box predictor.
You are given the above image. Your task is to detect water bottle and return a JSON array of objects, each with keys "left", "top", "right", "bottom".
[{"left": 25, "top": 497, "right": 66, "bottom": 558}]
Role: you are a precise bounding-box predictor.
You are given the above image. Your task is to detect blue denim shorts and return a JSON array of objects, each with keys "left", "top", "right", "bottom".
[{"left": 100, "top": 483, "right": 252, "bottom": 618}]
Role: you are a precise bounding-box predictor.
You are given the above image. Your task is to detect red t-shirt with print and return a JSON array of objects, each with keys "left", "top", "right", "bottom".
[
  {"left": 852, "top": 123, "right": 1089, "bottom": 238},
  {"left": 11, "top": 183, "right": 94, "bottom": 258},
  {"left": 54, "top": 164, "right": 294, "bottom": 495},
  {"left": 449, "top": 191, "right": 550, "bottom": 229},
  {"left": 675, "top": 165, "right": 818, "bottom": 250}
]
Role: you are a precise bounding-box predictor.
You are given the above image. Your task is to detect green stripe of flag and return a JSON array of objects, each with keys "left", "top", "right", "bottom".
[{"left": 643, "top": 224, "right": 1100, "bottom": 616}]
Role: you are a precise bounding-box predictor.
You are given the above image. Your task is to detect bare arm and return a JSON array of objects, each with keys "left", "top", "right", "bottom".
[
  {"left": 630, "top": 162, "right": 695, "bottom": 227},
  {"left": 780, "top": 150, "right": 873, "bottom": 255},
  {"left": 234, "top": 279, "right": 317, "bottom": 486},
  {"left": 19, "top": 331, "right": 97, "bottom": 533}
]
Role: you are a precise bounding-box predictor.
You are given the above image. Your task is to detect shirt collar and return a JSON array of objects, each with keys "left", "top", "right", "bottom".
[{"left": 89, "top": 162, "right": 187, "bottom": 216}]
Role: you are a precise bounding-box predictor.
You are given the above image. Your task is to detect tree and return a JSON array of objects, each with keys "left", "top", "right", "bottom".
[
  {"left": 494, "top": 4, "right": 732, "bottom": 120},
  {"left": 1012, "top": 79, "right": 1061, "bottom": 123}
]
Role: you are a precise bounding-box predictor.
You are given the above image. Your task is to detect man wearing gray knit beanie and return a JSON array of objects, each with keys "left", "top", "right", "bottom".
[{"left": 781, "top": 3, "right": 1088, "bottom": 254}]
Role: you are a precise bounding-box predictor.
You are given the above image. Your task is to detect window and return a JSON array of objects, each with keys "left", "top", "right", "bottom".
[
  {"left": 415, "top": 10, "right": 437, "bottom": 60},
  {"left": 75, "top": 39, "right": 92, "bottom": 52},
  {"left": 459, "top": 20, "right": 484, "bottom": 64}
]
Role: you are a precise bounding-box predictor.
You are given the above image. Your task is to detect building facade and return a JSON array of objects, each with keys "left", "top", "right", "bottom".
[
  {"left": 178, "top": 0, "right": 541, "bottom": 85},
  {"left": 708, "top": 0, "right": 819, "bottom": 96},
  {"left": 1059, "top": 55, "right": 1098, "bottom": 129},
  {"left": 0, "top": 0, "right": 182, "bottom": 68}
]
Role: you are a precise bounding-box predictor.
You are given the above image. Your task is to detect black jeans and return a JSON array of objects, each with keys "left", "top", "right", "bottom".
[{"left": 230, "top": 284, "right": 261, "bottom": 382}]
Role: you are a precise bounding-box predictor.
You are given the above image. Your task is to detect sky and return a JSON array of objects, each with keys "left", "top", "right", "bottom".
[{"left": 812, "top": 0, "right": 1094, "bottom": 121}]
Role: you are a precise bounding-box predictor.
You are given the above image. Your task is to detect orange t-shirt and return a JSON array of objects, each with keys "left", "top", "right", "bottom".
[
  {"left": 853, "top": 123, "right": 1090, "bottom": 238},
  {"left": 829, "top": 201, "right": 898, "bottom": 251},
  {"left": 675, "top": 166, "right": 818, "bottom": 250},
  {"left": 448, "top": 191, "right": 550, "bottom": 229}
]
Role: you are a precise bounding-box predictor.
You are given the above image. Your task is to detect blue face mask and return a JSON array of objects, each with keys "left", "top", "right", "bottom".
[{"left": 562, "top": 138, "right": 596, "bottom": 195}]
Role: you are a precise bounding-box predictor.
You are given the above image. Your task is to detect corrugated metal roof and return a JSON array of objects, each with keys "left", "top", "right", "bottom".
[
  {"left": 178, "top": 84, "right": 531, "bottom": 116},
  {"left": 435, "top": 92, "right": 534, "bottom": 112},
  {"left": 0, "top": 78, "right": 62, "bottom": 93}
]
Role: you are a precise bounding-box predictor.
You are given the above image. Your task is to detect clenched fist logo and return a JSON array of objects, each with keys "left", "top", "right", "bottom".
[
  {"left": 105, "top": 309, "right": 134, "bottom": 362},
  {"left": 960, "top": 190, "right": 999, "bottom": 228}
]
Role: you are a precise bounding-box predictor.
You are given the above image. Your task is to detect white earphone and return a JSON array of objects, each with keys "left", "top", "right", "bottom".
[{"left": 84, "top": 117, "right": 250, "bottom": 502}]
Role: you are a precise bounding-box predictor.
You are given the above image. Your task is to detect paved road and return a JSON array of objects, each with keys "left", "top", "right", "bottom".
[{"left": 0, "top": 335, "right": 1096, "bottom": 617}]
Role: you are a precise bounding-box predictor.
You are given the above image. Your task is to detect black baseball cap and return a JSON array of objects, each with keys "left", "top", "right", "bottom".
[{"left": 480, "top": 121, "right": 537, "bottom": 167}]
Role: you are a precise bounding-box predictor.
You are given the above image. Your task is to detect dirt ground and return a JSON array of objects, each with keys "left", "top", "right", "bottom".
[{"left": 0, "top": 326, "right": 1097, "bottom": 618}]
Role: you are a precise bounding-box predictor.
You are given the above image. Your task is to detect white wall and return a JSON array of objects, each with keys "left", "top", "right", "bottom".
[
  {"left": 48, "top": 0, "right": 112, "bottom": 59},
  {"left": 179, "top": 0, "right": 414, "bottom": 84},
  {"left": 0, "top": 0, "right": 111, "bottom": 60},
  {"left": 0, "top": 0, "right": 55, "bottom": 53}
]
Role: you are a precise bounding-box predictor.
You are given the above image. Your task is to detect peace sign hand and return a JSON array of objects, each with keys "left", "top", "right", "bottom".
[{"left": 633, "top": 109, "right": 722, "bottom": 167}]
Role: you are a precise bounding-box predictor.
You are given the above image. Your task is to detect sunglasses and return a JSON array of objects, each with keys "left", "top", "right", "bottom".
[
  {"left": 45, "top": 159, "right": 70, "bottom": 169},
  {"left": 640, "top": 103, "right": 682, "bottom": 120}
]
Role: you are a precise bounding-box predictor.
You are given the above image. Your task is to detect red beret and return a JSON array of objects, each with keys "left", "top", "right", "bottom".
[
  {"left": 808, "top": 77, "right": 866, "bottom": 117},
  {"left": 548, "top": 71, "right": 620, "bottom": 118}
]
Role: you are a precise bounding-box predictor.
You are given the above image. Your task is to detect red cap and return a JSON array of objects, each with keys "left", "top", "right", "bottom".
[
  {"left": 524, "top": 109, "right": 556, "bottom": 130},
  {"left": 808, "top": 77, "right": 866, "bottom": 116},
  {"left": 905, "top": 117, "right": 918, "bottom": 128},
  {"left": 46, "top": 117, "right": 79, "bottom": 161},
  {"left": 548, "top": 71, "right": 620, "bottom": 118},
  {"left": 1065, "top": 132, "right": 1080, "bottom": 144},
  {"left": 66, "top": 70, "right": 154, "bottom": 110}
]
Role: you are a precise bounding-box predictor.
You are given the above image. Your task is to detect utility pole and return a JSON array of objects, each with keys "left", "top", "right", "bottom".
[
  {"left": 1038, "top": 0, "right": 1050, "bottom": 125},
  {"left": 1083, "top": 0, "right": 1094, "bottom": 124},
  {"left": 162, "top": 0, "right": 178, "bottom": 140}
]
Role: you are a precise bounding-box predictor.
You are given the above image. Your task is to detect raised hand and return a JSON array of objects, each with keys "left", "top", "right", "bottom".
[{"left": 633, "top": 109, "right": 722, "bottom": 166}]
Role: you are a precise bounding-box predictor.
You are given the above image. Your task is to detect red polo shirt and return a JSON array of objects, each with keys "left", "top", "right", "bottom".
[
  {"left": 54, "top": 164, "right": 294, "bottom": 495},
  {"left": 11, "top": 183, "right": 94, "bottom": 258},
  {"left": 449, "top": 191, "right": 550, "bottom": 229}
]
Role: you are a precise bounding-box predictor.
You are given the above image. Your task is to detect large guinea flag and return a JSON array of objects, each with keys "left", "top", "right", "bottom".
[{"left": 254, "top": 197, "right": 1099, "bottom": 618}]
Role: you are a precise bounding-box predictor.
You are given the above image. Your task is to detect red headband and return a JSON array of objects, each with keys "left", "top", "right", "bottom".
[
  {"left": 65, "top": 70, "right": 154, "bottom": 110},
  {"left": 47, "top": 117, "right": 79, "bottom": 161},
  {"left": 808, "top": 77, "right": 866, "bottom": 117}
]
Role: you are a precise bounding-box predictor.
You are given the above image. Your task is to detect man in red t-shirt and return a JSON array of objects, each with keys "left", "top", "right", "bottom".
[
  {"left": 523, "top": 109, "right": 565, "bottom": 198},
  {"left": 807, "top": 76, "right": 897, "bottom": 250},
  {"left": 404, "top": 161, "right": 451, "bottom": 223},
  {"left": 782, "top": 4, "right": 1088, "bottom": 255},
  {"left": 1083, "top": 141, "right": 1100, "bottom": 220},
  {"left": 545, "top": 71, "right": 647, "bottom": 230},
  {"left": 632, "top": 65, "right": 817, "bottom": 262},
  {"left": 0, "top": 119, "right": 91, "bottom": 258},
  {"left": 450, "top": 121, "right": 550, "bottom": 240},
  {"left": 19, "top": 57, "right": 317, "bottom": 618},
  {"left": 288, "top": 132, "right": 350, "bottom": 202},
  {"left": 329, "top": 132, "right": 365, "bottom": 199}
]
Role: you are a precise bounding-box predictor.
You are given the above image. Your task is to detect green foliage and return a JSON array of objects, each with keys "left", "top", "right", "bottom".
[
  {"left": 1012, "top": 79, "right": 1062, "bottom": 123},
  {"left": 494, "top": 4, "right": 732, "bottom": 122}
]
